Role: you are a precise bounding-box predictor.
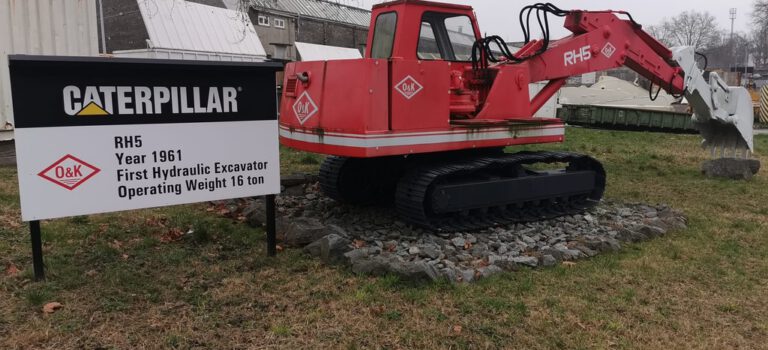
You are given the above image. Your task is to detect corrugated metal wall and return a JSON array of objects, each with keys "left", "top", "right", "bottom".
[{"left": 0, "top": 0, "right": 99, "bottom": 140}]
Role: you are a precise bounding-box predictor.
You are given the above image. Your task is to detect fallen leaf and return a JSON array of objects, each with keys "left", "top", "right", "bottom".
[
  {"left": 236, "top": 215, "right": 246, "bottom": 222},
  {"left": 464, "top": 241, "right": 472, "bottom": 250},
  {"left": 369, "top": 305, "right": 385, "bottom": 316},
  {"left": 384, "top": 243, "right": 397, "bottom": 253},
  {"left": 121, "top": 254, "right": 130, "bottom": 260},
  {"left": 276, "top": 245, "right": 284, "bottom": 252},
  {"left": 160, "top": 228, "right": 185, "bottom": 243},
  {"left": 42, "top": 302, "right": 62, "bottom": 314},
  {"left": 5, "top": 263, "right": 20, "bottom": 277},
  {"left": 353, "top": 240, "right": 366, "bottom": 249},
  {"left": 109, "top": 240, "right": 123, "bottom": 250},
  {"left": 85, "top": 269, "right": 98, "bottom": 277},
  {"left": 452, "top": 325, "right": 462, "bottom": 334},
  {"left": 562, "top": 261, "right": 577, "bottom": 268}
]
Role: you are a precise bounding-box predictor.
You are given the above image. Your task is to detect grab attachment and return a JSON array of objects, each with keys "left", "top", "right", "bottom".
[{"left": 672, "top": 47, "right": 754, "bottom": 157}]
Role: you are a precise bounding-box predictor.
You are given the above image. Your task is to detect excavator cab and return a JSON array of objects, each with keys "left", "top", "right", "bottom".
[{"left": 367, "top": 2, "right": 480, "bottom": 62}]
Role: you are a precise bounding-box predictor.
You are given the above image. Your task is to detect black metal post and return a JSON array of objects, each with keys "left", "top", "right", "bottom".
[
  {"left": 265, "top": 194, "right": 277, "bottom": 257},
  {"left": 29, "top": 220, "right": 45, "bottom": 281}
]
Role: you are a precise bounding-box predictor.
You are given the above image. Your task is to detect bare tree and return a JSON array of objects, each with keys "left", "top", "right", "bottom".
[
  {"left": 752, "top": 1, "right": 768, "bottom": 66},
  {"left": 646, "top": 25, "right": 671, "bottom": 46},
  {"left": 649, "top": 11, "right": 723, "bottom": 50},
  {"left": 755, "top": 0, "right": 768, "bottom": 28}
]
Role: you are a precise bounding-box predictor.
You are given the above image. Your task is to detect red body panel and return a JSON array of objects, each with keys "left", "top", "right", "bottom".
[{"left": 279, "top": 1, "right": 687, "bottom": 158}]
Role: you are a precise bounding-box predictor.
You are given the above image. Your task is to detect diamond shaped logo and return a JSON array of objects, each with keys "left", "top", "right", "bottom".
[
  {"left": 394, "top": 75, "right": 424, "bottom": 100},
  {"left": 601, "top": 42, "right": 616, "bottom": 59},
  {"left": 292, "top": 91, "right": 319, "bottom": 125},
  {"left": 38, "top": 154, "right": 100, "bottom": 190}
]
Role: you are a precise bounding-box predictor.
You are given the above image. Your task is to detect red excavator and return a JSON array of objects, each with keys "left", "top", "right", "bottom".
[{"left": 279, "top": 1, "right": 754, "bottom": 231}]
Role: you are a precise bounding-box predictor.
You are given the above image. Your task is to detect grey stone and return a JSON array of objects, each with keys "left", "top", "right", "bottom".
[
  {"left": 479, "top": 265, "right": 504, "bottom": 278},
  {"left": 583, "top": 239, "right": 611, "bottom": 252},
  {"left": 242, "top": 200, "right": 266, "bottom": 227},
  {"left": 487, "top": 254, "right": 502, "bottom": 266},
  {"left": 343, "top": 248, "right": 373, "bottom": 264},
  {"left": 408, "top": 246, "right": 421, "bottom": 255},
  {"left": 616, "top": 228, "right": 647, "bottom": 242},
  {"left": 559, "top": 249, "right": 582, "bottom": 260},
  {"left": 281, "top": 217, "right": 328, "bottom": 247},
  {"left": 451, "top": 237, "right": 466, "bottom": 248},
  {"left": 541, "top": 254, "right": 558, "bottom": 267},
  {"left": 604, "top": 238, "right": 621, "bottom": 252},
  {"left": 540, "top": 248, "right": 563, "bottom": 261},
  {"left": 389, "top": 260, "right": 441, "bottom": 282},
  {"left": 320, "top": 234, "right": 352, "bottom": 265},
  {"left": 457, "top": 253, "right": 473, "bottom": 262},
  {"left": 701, "top": 158, "right": 760, "bottom": 180},
  {"left": 351, "top": 256, "right": 392, "bottom": 275},
  {"left": 512, "top": 256, "right": 538, "bottom": 267},
  {"left": 441, "top": 269, "right": 459, "bottom": 283},
  {"left": 663, "top": 217, "right": 687, "bottom": 231},
  {"left": 302, "top": 239, "right": 322, "bottom": 257},
  {"left": 419, "top": 246, "right": 440, "bottom": 259},
  {"left": 573, "top": 245, "right": 598, "bottom": 257},
  {"left": 470, "top": 243, "right": 488, "bottom": 257},
  {"left": 638, "top": 225, "right": 666, "bottom": 238},
  {"left": 460, "top": 269, "right": 476, "bottom": 283}
]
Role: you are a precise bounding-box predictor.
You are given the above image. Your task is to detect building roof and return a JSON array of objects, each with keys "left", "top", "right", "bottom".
[
  {"left": 138, "top": 0, "right": 267, "bottom": 57},
  {"left": 295, "top": 41, "right": 362, "bottom": 61},
  {"left": 249, "top": 0, "right": 371, "bottom": 27}
]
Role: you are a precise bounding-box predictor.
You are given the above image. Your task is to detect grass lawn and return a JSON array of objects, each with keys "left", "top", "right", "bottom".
[{"left": 1, "top": 128, "right": 767, "bottom": 349}]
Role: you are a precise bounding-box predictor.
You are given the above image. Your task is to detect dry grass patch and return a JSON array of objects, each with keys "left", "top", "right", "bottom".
[{"left": 1, "top": 129, "right": 767, "bottom": 348}]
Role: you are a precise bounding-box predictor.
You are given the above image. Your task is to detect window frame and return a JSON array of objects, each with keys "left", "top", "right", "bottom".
[
  {"left": 370, "top": 11, "right": 398, "bottom": 59},
  {"left": 274, "top": 18, "right": 286, "bottom": 29},
  {"left": 416, "top": 12, "right": 477, "bottom": 62},
  {"left": 257, "top": 15, "right": 270, "bottom": 27}
]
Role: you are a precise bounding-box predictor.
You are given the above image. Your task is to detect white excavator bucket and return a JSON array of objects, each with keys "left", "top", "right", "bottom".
[{"left": 672, "top": 47, "right": 754, "bottom": 157}]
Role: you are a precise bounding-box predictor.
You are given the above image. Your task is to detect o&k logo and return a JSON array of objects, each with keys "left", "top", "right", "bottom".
[
  {"left": 395, "top": 76, "right": 423, "bottom": 100},
  {"left": 601, "top": 42, "right": 616, "bottom": 59},
  {"left": 38, "top": 155, "right": 101, "bottom": 190},
  {"left": 293, "top": 91, "right": 319, "bottom": 125}
]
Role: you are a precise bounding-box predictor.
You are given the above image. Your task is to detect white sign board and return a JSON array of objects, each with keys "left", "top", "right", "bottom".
[{"left": 10, "top": 56, "right": 282, "bottom": 221}]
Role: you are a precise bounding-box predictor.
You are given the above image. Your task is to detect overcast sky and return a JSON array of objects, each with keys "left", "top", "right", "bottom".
[{"left": 356, "top": 0, "right": 757, "bottom": 41}]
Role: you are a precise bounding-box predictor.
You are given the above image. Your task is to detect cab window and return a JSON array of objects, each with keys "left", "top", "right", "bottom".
[
  {"left": 371, "top": 12, "right": 397, "bottom": 59},
  {"left": 417, "top": 22, "right": 442, "bottom": 59},
  {"left": 417, "top": 12, "right": 476, "bottom": 61}
]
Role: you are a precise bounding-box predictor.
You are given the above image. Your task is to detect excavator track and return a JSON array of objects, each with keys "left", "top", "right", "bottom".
[
  {"left": 395, "top": 151, "right": 606, "bottom": 231},
  {"left": 319, "top": 156, "right": 403, "bottom": 204}
]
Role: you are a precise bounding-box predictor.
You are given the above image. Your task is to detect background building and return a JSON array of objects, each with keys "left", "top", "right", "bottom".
[
  {"left": 1, "top": 0, "right": 100, "bottom": 143},
  {"left": 232, "top": 0, "right": 371, "bottom": 61}
]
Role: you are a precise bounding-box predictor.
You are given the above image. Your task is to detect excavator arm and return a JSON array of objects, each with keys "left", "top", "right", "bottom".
[{"left": 475, "top": 7, "right": 754, "bottom": 154}]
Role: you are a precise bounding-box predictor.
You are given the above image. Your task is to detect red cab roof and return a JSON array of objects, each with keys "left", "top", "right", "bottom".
[{"left": 372, "top": 0, "right": 474, "bottom": 11}]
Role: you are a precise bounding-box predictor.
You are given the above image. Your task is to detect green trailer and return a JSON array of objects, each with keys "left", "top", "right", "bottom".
[{"left": 557, "top": 104, "right": 697, "bottom": 133}]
